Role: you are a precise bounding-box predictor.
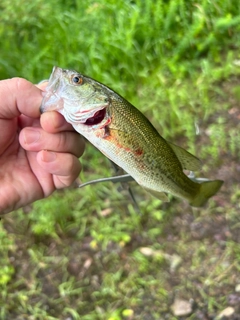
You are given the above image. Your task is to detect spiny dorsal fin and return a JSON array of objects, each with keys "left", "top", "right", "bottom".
[{"left": 167, "top": 141, "right": 201, "bottom": 171}]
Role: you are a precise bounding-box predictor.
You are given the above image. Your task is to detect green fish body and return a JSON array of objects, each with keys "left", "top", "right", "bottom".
[{"left": 40, "top": 67, "right": 223, "bottom": 207}]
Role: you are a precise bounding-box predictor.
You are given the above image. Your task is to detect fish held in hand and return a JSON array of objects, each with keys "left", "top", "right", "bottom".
[{"left": 40, "top": 66, "right": 223, "bottom": 207}]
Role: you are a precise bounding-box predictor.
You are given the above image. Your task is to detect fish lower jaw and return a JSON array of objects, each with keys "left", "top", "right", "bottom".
[{"left": 40, "top": 99, "right": 64, "bottom": 114}]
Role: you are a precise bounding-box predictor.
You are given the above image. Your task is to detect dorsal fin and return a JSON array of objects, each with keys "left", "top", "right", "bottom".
[{"left": 167, "top": 141, "right": 201, "bottom": 171}]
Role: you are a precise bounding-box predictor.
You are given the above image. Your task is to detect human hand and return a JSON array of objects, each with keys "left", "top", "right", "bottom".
[{"left": 0, "top": 77, "right": 85, "bottom": 214}]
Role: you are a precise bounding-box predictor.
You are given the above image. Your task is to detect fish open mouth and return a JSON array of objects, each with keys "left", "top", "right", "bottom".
[{"left": 84, "top": 109, "right": 106, "bottom": 126}]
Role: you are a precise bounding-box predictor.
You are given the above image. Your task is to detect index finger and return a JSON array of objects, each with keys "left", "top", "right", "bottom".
[
  {"left": 40, "top": 111, "right": 76, "bottom": 133},
  {"left": 0, "top": 77, "right": 43, "bottom": 119}
]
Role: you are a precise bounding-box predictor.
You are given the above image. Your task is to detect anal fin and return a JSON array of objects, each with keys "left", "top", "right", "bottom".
[{"left": 144, "top": 188, "right": 169, "bottom": 202}]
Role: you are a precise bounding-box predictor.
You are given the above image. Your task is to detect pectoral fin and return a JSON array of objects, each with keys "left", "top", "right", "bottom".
[
  {"left": 167, "top": 141, "right": 201, "bottom": 171},
  {"left": 79, "top": 174, "right": 134, "bottom": 188}
]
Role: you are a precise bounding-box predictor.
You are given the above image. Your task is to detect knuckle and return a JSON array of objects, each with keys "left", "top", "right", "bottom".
[
  {"left": 13, "top": 77, "right": 28, "bottom": 91},
  {"left": 57, "top": 132, "right": 68, "bottom": 150}
]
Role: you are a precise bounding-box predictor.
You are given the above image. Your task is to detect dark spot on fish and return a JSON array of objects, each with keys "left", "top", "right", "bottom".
[
  {"left": 104, "top": 125, "right": 110, "bottom": 138},
  {"left": 135, "top": 148, "right": 143, "bottom": 156},
  {"left": 84, "top": 109, "right": 106, "bottom": 125}
]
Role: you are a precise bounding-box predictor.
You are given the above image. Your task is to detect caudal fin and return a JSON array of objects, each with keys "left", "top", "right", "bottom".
[{"left": 190, "top": 180, "right": 223, "bottom": 207}]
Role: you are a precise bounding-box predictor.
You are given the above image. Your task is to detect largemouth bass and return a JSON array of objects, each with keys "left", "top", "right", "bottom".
[{"left": 40, "top": 67, "right": 223, "bottom": 207}]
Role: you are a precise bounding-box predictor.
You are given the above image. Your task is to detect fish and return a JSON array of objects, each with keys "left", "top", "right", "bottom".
[{"left": 40, "top": 66, "right": 223, "bottom": 207}]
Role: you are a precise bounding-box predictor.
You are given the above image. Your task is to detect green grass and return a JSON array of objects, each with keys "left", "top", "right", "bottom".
[{"left": 1, "top": 0, "right": 240, "bottom": 319}]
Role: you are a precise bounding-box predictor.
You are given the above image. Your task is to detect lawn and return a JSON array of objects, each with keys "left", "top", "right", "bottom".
[{"left": 0, "top": 0, "right": 240, "bottom": 319}]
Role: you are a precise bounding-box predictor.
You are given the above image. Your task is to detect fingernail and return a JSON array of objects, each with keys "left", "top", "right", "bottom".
[
  {"left": 24, "top": 129, "right": 40, "bottom": 145},
  {"left": 38, "top": 79, "right": 48, "bottom": 85},
  {"left": 42, "top": 150, "right": 57, "bottom": 162},
  {"left": 37, "top": 80, "right": 49, "bottom": 91}
]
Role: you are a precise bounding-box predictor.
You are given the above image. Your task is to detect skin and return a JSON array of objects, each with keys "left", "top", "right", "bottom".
[{"left": 0, "top": 77, "right": 85, "bottom": 214}]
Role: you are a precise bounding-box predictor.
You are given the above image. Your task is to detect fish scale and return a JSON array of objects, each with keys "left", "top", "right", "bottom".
[
  {"left": 40, "top": 66, "right": 223, "bottom": 207},
  {"left": 103, "top": 99, "right": 197, "bottom": 196}
]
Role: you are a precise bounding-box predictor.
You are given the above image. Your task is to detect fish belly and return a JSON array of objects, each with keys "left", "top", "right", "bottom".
[{"left": 82, "top": 130, "right": 195, "bottom": 201}]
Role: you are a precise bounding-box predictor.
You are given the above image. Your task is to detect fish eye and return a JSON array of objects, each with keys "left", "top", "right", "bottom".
[{"left": 71, "top": 75, "right": 83, "bottom": 85}]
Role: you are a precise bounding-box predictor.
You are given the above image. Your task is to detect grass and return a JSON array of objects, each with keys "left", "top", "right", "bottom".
[{"left": 1, "top": 0, "right": 240, "bottom": 319}]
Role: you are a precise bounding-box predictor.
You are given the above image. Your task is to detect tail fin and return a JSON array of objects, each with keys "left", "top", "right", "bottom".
[{"left": 190, "top": 180, "right": 223, "bottom": 207}]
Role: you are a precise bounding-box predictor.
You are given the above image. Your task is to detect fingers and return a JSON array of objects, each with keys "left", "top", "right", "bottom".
[
  {"left": 0, "top": 78, "right": 43, "bottom": 119},
  {"left": 40, "top": 111, "right": 74, "bottom": 133},
  {"left": 19, "top": 127, "right": 85, "bottom": 158},
  {"left": 37, "top": 150, "right": 82, "bottom": 190}
]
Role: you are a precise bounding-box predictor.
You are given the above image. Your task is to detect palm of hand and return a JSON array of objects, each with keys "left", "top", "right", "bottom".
[{"left": 0, "top": 116, "right": 47, "bottom": 213}]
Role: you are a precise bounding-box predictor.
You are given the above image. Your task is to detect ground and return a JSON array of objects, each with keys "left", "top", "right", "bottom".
[{"left": 0, "top": 75, "right": 240, "bottom": 320}]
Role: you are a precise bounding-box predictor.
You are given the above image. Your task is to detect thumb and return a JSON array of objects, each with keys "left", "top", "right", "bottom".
[{"left": 0, "top": 77, "right": 43, "bottom": 119}]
